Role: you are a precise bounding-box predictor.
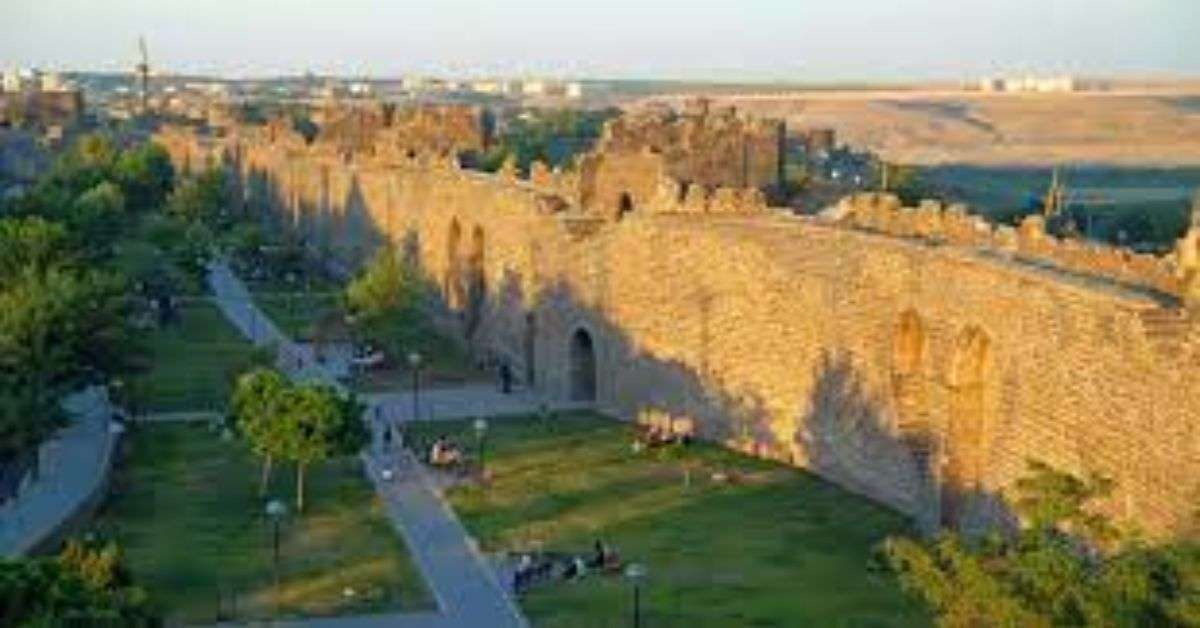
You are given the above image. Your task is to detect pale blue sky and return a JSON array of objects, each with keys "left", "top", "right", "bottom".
[{"left": 3, "top": 1, "right": 1197, "bottom": 80}]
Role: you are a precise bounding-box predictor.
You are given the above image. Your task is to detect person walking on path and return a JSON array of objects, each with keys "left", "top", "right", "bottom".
[{"left": 499, "top": 362, "right": 513, "bottom": 395}]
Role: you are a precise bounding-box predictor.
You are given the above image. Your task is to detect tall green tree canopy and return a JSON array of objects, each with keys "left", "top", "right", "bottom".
[
  {"left": 0, "top": 217, "right": 70, "bottom": 282},
  {"left": 229, "top": 370, "right": 366, "bottom": 511},
  {"left": 114, "top": 143, "right": 174, "bottom": 214},
  {"left": 0, "top": 538, "right": 158, "bottom": 626},
  {"left": 882, "top": 461, "right": 1200, "bottom": 627}
]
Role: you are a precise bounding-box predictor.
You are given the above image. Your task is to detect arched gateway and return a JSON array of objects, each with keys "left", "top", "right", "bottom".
[{"left": 568, "top": 328, "right": 597, "bottom": 402}]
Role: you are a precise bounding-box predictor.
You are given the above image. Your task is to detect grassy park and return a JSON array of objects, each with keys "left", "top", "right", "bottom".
[
  {"left": 129, "top": 301, "right": 262, "bottom": 413},
  {"left": 251, "top": 290, "right": 342, "bottom": 340},
  {"left": 406, "top": 413, "right": 928, "bottom": 628},
  {"left": 91, "top": 422, "right": 432, "bottom": 623}
]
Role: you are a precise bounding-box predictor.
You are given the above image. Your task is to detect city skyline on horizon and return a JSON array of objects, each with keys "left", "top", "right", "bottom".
[{"left": 4, "top": 1, "right": 1198, "bottom": 82}]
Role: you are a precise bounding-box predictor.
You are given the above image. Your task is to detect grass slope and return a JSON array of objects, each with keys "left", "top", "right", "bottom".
[
  {"left": 93, "top": 422, "right": 432, "bottom": 623},
  {"left": 407, "top": 413, "right": 928, "bottom": 628},
  {"left": 131, "top": 301, "right": 259, "bottom": 413}
]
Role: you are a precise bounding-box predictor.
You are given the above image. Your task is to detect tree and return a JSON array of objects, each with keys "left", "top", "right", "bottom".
[
  {"left": 229, "top": 372, "right": 367, "bottom": 510},
  {"left": 881, "top": 460, "right": 1200, "bottom": 627},
  {"left": 0, "top": 267, "right": 129, "bottom": 464},
  {"left": 343, "top": 247, "right": 429, "bottom": 360},
  {"left": 229, "top": 368, "right": 289, "bottom": 497},
  {"left": 344, "top": 247, "right": 421, "bottom": 324},
  {"left": 167, "top": 168, "right": 226, "bottom": 227},
  {"left": 114, "top": 143, "right": 174, "bottom": 214},
  {"left": 67, "top": 181, "right": 126, "bottom": 254},
  {"left": 0, "top": 217, "right": 70, "bottom": 282},
  {"left": 0, "top": 538, "right": 158, "bottom": 626},
  {"left": 45, "top": 134, "right": 118, "bottom": 196},
  {"left": 278, "top": 384, "right": 366, "bottom": 512}
]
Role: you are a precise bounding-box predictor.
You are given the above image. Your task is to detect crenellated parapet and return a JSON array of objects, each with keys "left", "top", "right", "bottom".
[
  {"left": 150, "top": 116, "right": 1200, "bottom": 540},
  {"left": 824, "top": 192, "right": 1194, "bottom": 307}
]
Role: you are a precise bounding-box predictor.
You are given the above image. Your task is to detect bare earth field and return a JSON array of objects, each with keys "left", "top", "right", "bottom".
[{"left": 637, "top": 90, "right": 1200, "bottom": 166}]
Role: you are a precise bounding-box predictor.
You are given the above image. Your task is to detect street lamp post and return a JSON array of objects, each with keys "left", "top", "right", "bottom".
[
  {"left": 625, "top": 563, "right": 647, "bottom": 628},
  {"left": 473, "top": 417, "right": 489, "bottom": 479},
  {"left": 265, "top": 498, "right": 288, "bottom": 616},
  {"left": 408, "top": 351, "right": 423, "bottom": 422}
]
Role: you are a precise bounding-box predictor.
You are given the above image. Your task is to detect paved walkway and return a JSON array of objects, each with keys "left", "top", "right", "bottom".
[
  {"left": 0, "top": 387, "right": 120, "bottom": 557},
  {"left": 208, "top": 260, "right": 528, "bottom": 628},
  {"left": 365, "top": 383, "right": 591, "bottom": 423},
  {"left": 138, "top": 410, "right": 222, "bottom": 423}
]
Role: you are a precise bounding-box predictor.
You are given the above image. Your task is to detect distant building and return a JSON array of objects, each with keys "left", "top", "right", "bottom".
[
  {"left": 1, "top": 69, "right": 20, "bottom": 93},
  {"left": 978, "top": 74, "right": 1077, "bottom": 94},
  {"left": 0, "top": 67, "right": 84, "bottom": 130},
  {"left": 522, "top": 80, "right": 547, "bottom": 96},
  {"left": 401, "top": 75, "right": 427, "bottom": 92}
]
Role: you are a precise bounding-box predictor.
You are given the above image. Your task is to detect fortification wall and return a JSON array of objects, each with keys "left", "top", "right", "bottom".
[
  {"left": 595, "top": 99, "right": 785, "bottom": 196},
  {"left": 157, "top": 124, "right": 1200, "bottom": 539},
  {"left": 826, "top": 192, "right": 1200, "bottom": 305}
]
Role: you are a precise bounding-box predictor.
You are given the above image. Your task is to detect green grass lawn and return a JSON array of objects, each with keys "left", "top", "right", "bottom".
[
  {"left": 407, "top": 413, "right": 928, "bottom": 628},
  {"left": 131, "top": 301, "right": 262, "bottom": 413},
  {"left": 252, "top": 291, "right": 342, "bottom": 340},
  {"left": 92, "top": 422, "right": 432, "bottom": 624},
  {"left": 350, "top": 329, "right": 488, "bottom": 394}
]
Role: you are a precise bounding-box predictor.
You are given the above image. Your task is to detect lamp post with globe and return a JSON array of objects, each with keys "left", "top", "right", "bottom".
[
  {"left": 408, "top": 351, "right": 422, "bottom": 422},
  {"left": 625, "top": 563, "right": 647, "bottom": 628},
  {"left": 265, "top": 498, "right": 288, "bottom": 615},
  {"left": 474, "top": 417, "right": 489, "bottom": 479}
]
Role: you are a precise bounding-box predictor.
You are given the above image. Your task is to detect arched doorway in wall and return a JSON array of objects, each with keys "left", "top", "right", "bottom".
[
  {"left": 942, "top": 325, "right": 992, "bottom": 526},
  {"left": 464, "top": 226, "right": 486, "bottom": 338},
  {"left": 616, "top": 192, "right": 634, "bottom": 221},
  {"left": 892, "top": 310, "right": 927, "bottom": 434},
  {"left": 569, "top": 328, "right": 597, "bottom": 402},
  {"left": 445, "top": 218, "right": 462, "bottom": 309},
  {"left": 524, "top": 312, "right": 537, "bottom": 386}
]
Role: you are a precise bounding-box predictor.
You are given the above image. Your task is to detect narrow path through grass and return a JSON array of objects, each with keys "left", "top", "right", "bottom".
[
  {"left": 92, "top": 422, "right": 432, "bottom": 624},
  {"left": 131, "top": 301, "right": 260, "bottom": 413},
  {"left": 408, "top": 413, "right": 928, "bottom": 628}
]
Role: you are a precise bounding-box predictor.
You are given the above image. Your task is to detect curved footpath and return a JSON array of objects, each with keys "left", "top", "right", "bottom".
[
  {"left": 0, "top": 386, "right": 120, "bottom": 558},
  {"left": 208, "top": 260, "right": 529, "bottom": 628}
]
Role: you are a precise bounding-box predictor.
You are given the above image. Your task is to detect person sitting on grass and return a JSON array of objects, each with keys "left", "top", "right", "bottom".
[
  {"left": 588, "top": 539, "right": 607, "bottom": 568},
  {"left": 637, "top": 424, "right": 673, "bottom": 448},
  {"left": 514, "top": 553, "right": 533, "bottom": 594},
  {"left": 430, "top": 435, "right": 463, "bottom": 466},
  {"left": 562, "top": 555, "right": 587, "bottom": 581},
  {"left": 589, "top": 539, "right": 622, "bottom": 572}
]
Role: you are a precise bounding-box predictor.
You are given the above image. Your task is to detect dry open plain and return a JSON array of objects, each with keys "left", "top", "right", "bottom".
[{"left": 636, "top": 89, "right": 1200, "bottom": 166}]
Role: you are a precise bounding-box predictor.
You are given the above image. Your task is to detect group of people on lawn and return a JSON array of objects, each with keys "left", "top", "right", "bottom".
[
  {"left": 632, "top": 411, "right": 695, "bottom": 452},
  {"left": 429, "top": 434, "right": 464, "bottom": 466},
  {"left": 513, "top": 539, "right": 622, "bottom": 594}
]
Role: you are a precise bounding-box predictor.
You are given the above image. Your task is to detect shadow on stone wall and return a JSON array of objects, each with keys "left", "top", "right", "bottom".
[
  {"left": 238, "top": 158, "right": 1024, "bottom": 538},
  {"left": 486, "top": 274, "right": 1016, "bottom": 534}
]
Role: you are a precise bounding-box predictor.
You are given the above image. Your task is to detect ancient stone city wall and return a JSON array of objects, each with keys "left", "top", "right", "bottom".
[{"left": 156, "top": 124, "right": 1200, "bottom": 538}]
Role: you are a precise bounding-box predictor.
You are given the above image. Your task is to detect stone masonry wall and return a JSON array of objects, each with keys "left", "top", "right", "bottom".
[{"left": 157, "top": 123, "right": 1200, "bottom": 539}]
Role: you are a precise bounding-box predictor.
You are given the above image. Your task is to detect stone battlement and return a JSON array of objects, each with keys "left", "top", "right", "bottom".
[
  {"left": 825, "top": 192, "right": 1200, "bottom": 307},
  {"left": 153, "top": 109, "right": 1200, "bottom": 539}
]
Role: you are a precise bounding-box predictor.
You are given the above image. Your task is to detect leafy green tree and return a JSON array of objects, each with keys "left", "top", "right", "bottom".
[
  {"left": 278, "top": 384, "right": 366, "bottom": 512},
  {"left": 167, "top": 167, "right": 226, "bottom": 227},
  {"left": 229, "top": 368, "right": 289, "bottom": 496},
  {"left": 882, "top": 461, "right": 1200, "bottom": 627},
  {"left": 44, "top": 134, "right": 118, "bottom": 196},
  {"left": 114, "top": 143, "right": 174, "bottom": 214},
  {"left": 67, "top": 181, "right": 126, "bottom": 252},
  {"left": 226, "top": 221, "right": 266, "bottom": 266},
  {"left": 0, "top": 267, "right": 129, "bottom": 460},
  {"left": 0, "top": 538, "right": 158, "bottom": 626},
  {"left": 229, "top": 372, "right": 366, "bottom": 510},
  {"left": 0, "top": 217, "right": 70, "bottom": 282},
  {"left": 344, "top": 247, "right": 421, "bottom": 326}
]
